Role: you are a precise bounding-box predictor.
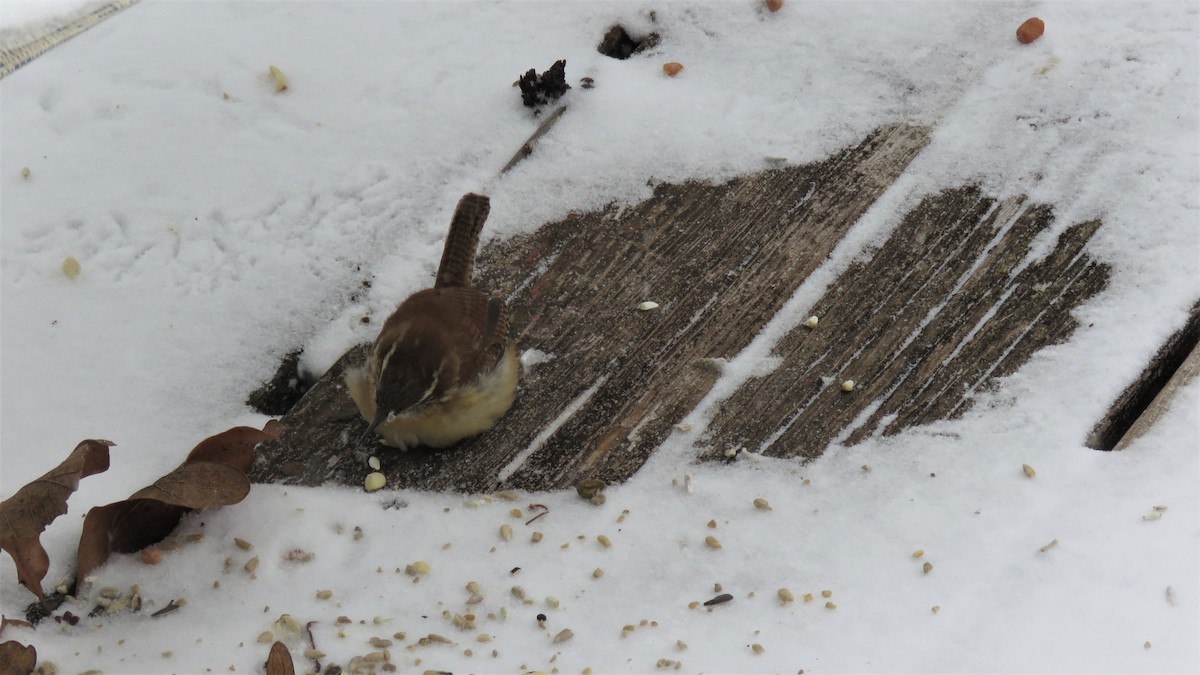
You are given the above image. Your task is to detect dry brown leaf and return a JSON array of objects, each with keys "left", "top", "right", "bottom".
[
  {"left": 0, "top": 639, "right": 37, "bottom": 675},
  {"left": 266, "top": 640, "right": 296, "bottom": 675},
  {"left": 0, "top": 440, "right": 112, "bottom": 598},
  {"left": 74, "top": 426, "right": 277, "bottom": 584}
]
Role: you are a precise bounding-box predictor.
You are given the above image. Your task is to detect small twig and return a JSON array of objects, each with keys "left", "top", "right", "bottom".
[
  {"left": 306, "top": 620, "right": 320, "bottom": 671},
  {"left": 151, "top": 599, "right": 181, "bottom": 618},
  {"left": 525, "top": 503, "right": 550, "bottom": 525},
  {"left": 501, "top": 105, "right": 568, "bottom": 174}
]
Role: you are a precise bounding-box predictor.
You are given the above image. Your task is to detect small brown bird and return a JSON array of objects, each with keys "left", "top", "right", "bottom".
[{"left": 345, "top": 193, "right": 518, "bottom": 449}]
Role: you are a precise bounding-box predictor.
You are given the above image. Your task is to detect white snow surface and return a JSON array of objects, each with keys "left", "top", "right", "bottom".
[{"left": 1, "top": 1, "right": 1198, "bottom": 672}]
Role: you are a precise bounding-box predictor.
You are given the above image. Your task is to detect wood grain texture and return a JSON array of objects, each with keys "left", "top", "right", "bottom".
[
  {"left": 702, "top": 186, "right": 1110, "bottom": 459},
  {"left": 248, "top": 123, "right": 932, "bottom": 491}
]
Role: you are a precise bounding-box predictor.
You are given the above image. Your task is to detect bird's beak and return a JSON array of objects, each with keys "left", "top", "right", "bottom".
[{"left": 364, "top": 409, "right": 389, "bottom": 441}]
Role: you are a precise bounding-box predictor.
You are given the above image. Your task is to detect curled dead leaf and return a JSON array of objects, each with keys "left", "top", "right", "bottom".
[
  {"left": 0, "top": 440, "right": 113, "bottom": 598},
  {"left": 74, "top": 426, "right": 276, "bottom": 584}
]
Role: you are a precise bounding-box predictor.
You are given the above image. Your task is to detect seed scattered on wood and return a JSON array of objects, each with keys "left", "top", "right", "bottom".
[
  {"left": 1022, "top": 464, "right": 1036, "bottom": 478},
  {"left": 841, "top": 379, "right": 856, "bottom": 392},
  {"left": 368, "top": 455, "right": 381, "bottom": 470},
  {"left": 703, "top": 593, "right": 733, "bottom": 606},
  {"left": 778, "top": 588, "right": 795, "bottom": 603},
  {"left": 244, "top": 556, "right": 260, "bottom": 573},
  {"left": 804, "top": 315, "right": 818, "bottom": 328},
  {"left": 553, "top": 628, "right": 574, "bottom": 643},
  {"left": 825, "top": 601, "right": 837, "bottom": 609},
  {"left": 704, "top": 536, "right": 722, "bottom": 549},
  {"left": 597, "top": 535, "right": 612, "bottom": 548},
  {"left": 576, "top": 478, "right": 606, "bottom": 499},
  {"left": 923, "top": 562, "right": 933, "bottom": 574},
  {"left": 912, "top": 549, "right": 925, "bottom": 558},
  {"left": 500, "top": 524, "right": 514, "bottom": 541},
  {"left": 365, "top": 472, "right": 386, "bottom": 491},
  {"left": 593, "top": 568, "right": 604, "bottom": 578},
  {"left": 662, "top": 62, "right": 683, "bottom": 77},
  {"left": 1039, "top": 539, "right": 1059, "bottom": 553},
  {"left": 268, "top": 65, "right": 289, "bottom": 92},
  {"left": 1016, "top": 17, "right": 1045, "bottom": 44},
  {"left": 753, "top": 498, "right": 771, "bottom": 511},
  {"left": 531, "top": 532, "right": 543, "bottom": 543},
  {"left": 752, "top": 643, "right": 765, "bottom": 655},
  {"left": 61, "top": 256, "right": 81, "bottom": 279},
  {"left": 821, "top": 590, "right": 832, "bottom": 598},
  {"left": 638, "top": 301, "right": 660, "bottom": 311}
]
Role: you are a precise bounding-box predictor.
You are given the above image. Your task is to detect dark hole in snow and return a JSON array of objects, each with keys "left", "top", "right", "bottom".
[
  {"left": 246, "top": 348, "right": 311, "bottom": 416},
  {"left": 597, "top": 25, "right": 660, "bottom": 59}
]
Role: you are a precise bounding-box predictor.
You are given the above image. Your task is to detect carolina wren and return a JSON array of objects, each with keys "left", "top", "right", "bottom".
[{"left": 345, "top": 193, "right": 518, "bottom": 449}]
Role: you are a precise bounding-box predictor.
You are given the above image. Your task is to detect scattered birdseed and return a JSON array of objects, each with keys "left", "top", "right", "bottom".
[
  {"left": 752, "top": 643, "right": 765, "bottom": 655},
  {"left": 841, "top": 380, "right": 855, "bottom": 392},
  {"left": 753, "top": 498, "right": 771, "bottom": 511},
  {"left": 1143, "top": 512, "right": 1163, "bottom": 521},
  {"left": 477, "top": 633, "right": 492, "bottom": 643},
  {"left": 703, "top": 593, "right": 733, "bottom": 606},
  {"left": 932, "top": 606, "right": 940, "bottom": 614},
  {"left": 1153, "top": 505, "right": 1168, "bottom": 512},
  {"left": 365, "top": 472, "right": 386, "bottom": 492},
  {"left": 553, "top": 628, "right": 574, "bottom": 643},
  {"left": 825, "top": 602, "right": 837, "bottom": 609},
  {"left": 707, "top": 520, "right": 717, "bottom": 529},
  {"left": 61, "top": 256, "right": 82, "bottom": 279},
  {"left": 912, "top": 549, "right": 924, "bottom": 558},
  {"left": 638, "top": 301, "right": 660, "bottom": 311},
  {"left": 1022, "top": 464, "right": 1036, "bottom": 478},
  {"left": 21, "top": 167, "right": 31, "bottom": 180},
  {"left": 803, "top": 593, "right": 814, "bottom": 602},
  {"left": 805, "top": 315, "right": 819, "bottom": 328},
  {"left": 373, "top": 616, "right": 392, "bottom": 625},
  {"left": 778, "top": 588, "right": 795, "bottom": 603},
  {"left": 268, "top": 65, "right": 289, "bottom": 92},
  {"left": 303, "top": 648, "right": 326, "bottom": 659},
  {"left": 510, "top": 508, "right": 523, "bottom": 518},
  {"left": 598, "top": 535, "right": 612, "bottom": 548},
  {"left": 512, "top": 586, "right": 526, "bottom": 600},
  {"left": 704, "top": 536, "right": 722, "bottom": 549},
  {"left": 656, "top": 659, "right": 677, "bottom": 668},
  {"left": 1039, "top": 539, "right": 1059, "bottom": 554},
  {"left": 500, "top": 524, "right": 514, "bottom": 541},
  {"left": 547, "top": 596, "right": 560, "bottom": 608},
  {"left": 256, "top": 631, "right": 273, "bottom": 643},
  {"left": 244, "top": 557, "right": 260, "bottom": 573},
  {"left": 821, "top": 590, "right": 832, "bottom": 598},
  {"left": 368, "top": 455, "right": 381, "bottom": 470},
  {"left": 687, "top": 601, "right": 700, "bottom": 609},
  {"left": 1144, "top": 641, "right": 1152, "bottom": 649},
  {"left": 531, "top": 531, "right": 543, "bottom": 543},
  {"left": 233, "top": 538, "right": 253, "bottom": 551},
  {"left": 316, "top": 590, "right": 333, "bottom": 600},
  {"left": 923, "top": 562, "right": 933, "bottom": 574},
  {"left": 1166, "top": 586, "right": 1177, "bottom": 606},
  {"left": 593, "top": 568, "right": 605, "bottom": 579},
  {"left": 713, "top": 583, "right": 723, "bottom": 593}
]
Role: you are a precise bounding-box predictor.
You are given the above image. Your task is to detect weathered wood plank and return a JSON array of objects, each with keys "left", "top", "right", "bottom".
[
  {"left": 248, "top": 123, "right": 932, "bottom": 491},
  {"left": 702, "top": 186, "right": 1110, "bottom": 459}
]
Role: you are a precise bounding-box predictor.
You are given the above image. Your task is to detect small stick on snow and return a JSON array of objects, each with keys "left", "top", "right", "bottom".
[{"left": 501, "top": 105, "right": 568, "bottom": 174}]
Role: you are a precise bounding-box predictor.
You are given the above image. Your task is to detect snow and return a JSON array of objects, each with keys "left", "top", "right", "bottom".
[{"left": 1, "top": 0, "right": 1197, "bottom": 672}]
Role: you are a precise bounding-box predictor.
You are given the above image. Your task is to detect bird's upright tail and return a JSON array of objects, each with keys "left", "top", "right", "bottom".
[{"left": 435, "top": 192, "right": 491, "bottom": 288}]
